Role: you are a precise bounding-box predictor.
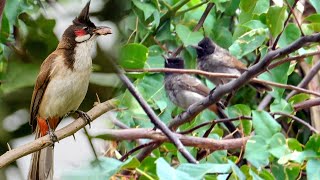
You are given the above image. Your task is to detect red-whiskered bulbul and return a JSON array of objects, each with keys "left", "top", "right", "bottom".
[
  {"left": 164, "top": 57, "right": 240, "bottom": 138},
  {"left": 193, "top": 37, "right": 272, "bottom": 92},
  {"left": 28, "top": 1, "right": 111, "bottom": 179}
]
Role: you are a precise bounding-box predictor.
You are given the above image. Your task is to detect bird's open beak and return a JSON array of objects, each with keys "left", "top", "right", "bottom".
[{"left": 94, "top": 26, "right": 112, "bottom": 35}]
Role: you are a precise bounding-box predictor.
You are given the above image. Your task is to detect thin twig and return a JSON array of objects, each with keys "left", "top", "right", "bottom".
[
  {"left": 171, "top": 2, "right": 214, "bottom": 57},
  {"left": 179, "top": 116, "right": 252, "bottom": 135},
  {"left": 272, "top": 0, "right": 299, "bottom": 49},
  {"left": 119, "top": 141, "right": 157, "bottom": 161},
  {"left": 83, "top": 127, "right": 101, "bottom": 167},
  {"left": 284, "top": 0, "right": 304, "bottom": 36},
  {"left": 176, "top": 1, "right": 209, "bottom": 17},
  {"left": 294, "top": 98, "right": 320, "bottom": 111},
  {"left": 267, "top": 51, "right": 320, "bottom": 71},
  {"left": 286, "top": 60, "right": 320, "bottom": 99},
  {"left": 271, "top": 112, "right": 319, "bottom": 134}
]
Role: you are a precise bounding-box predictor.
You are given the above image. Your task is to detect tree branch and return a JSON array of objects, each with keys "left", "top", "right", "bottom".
[
  {"left": 96, "top": 128, "right": 249, "bottom": 151},
  {"left": 271, "top": 112, "right": 319, "bottom": 134},
  {"left": 126, "top": 68, "right": 320, "bottom": 97},
  {"left": 286, "top": 60, "right": 320, "bottom": 99},
  {"left": 0, "top": 99, "right": 117, "bottom": 168},
  {"left": 294, "top": 98, "right": 320, "bottom": 112}
]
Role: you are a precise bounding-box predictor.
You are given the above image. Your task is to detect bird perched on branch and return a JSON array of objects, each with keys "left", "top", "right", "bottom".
[
  {"left": 28, "top": 1, "right": 112, "bottom": 179},
  {"left": 164, "top": 57, "right": 240, "bottom": 138},
  {"left": 193, "top": 37, "right": 272, "bottom": 92}
]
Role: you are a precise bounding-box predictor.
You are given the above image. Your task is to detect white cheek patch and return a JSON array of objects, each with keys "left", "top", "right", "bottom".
[{"left": 75, "top": 34, "right": 91, "bottom": 43}]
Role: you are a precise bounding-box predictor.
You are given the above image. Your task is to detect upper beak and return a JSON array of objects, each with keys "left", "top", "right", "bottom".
[
  {"left": 191, "top": 45, "right": 202, "bottom": 51},
  {"left": 94, "top": 26, "right": 112, "bottom": 35}
]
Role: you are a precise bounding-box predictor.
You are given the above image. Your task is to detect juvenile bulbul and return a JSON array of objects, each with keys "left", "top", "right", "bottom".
[
  {"left": 164, "top": 57, "right": 240, "bottom": 138},
  {"left": 193, "top": 37, "right": 272, "bottom": 91},
  {"left": 28, "top": 2, "right": 111, "bottom": 179}
]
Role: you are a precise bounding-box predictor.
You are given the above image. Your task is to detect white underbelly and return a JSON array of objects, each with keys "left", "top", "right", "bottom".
[
  {"left": 38, "top": 69, "right": 91, "bottom": 118},
  {"left": 171, "top": 90, "right": 205, "bottom": 109}
]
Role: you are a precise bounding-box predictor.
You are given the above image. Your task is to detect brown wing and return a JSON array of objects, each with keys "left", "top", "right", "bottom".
[
  {"left": 30, "top": 54, "right": 57, "bottom": 131},
  {"left": 228, "top": 56, "right": 248, "bottom": 72},
  {"left": 179, "top": 74, "right": 211, "bottom": 96}
]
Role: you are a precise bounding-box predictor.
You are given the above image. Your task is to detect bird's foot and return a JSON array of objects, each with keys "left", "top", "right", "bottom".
[
  {"left": 75, "top": 110, "right": 92, "bottom": 128},
  {"left": 45, "top": 118, "right": 59, "bottom": 147}
]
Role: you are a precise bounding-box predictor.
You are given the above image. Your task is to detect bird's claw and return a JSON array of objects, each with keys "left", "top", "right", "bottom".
[{"left": 75, "top": 110, "right": 92, "bottom": 128}]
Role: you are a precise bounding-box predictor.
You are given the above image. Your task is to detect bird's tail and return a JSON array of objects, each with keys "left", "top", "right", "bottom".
[{"left": 28, "top": 126, "right": 54, "bottom": 180}]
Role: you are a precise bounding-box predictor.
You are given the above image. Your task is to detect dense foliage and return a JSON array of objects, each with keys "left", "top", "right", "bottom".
[{"left": 1, "top": 0, "right": 320, "bottom": 179}]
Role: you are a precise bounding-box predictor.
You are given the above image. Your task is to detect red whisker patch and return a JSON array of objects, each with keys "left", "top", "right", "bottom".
[{"left": 74, "top": 29, "right": 86, "bottom": 36}]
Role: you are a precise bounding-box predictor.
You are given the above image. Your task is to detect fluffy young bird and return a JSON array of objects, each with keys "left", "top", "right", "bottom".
[
  {"left": 193, "top": 37, "right": 272, "bottom": 91},
  {"left": 28, "top": 2, "right": 111, "bottom": 180},
  {"left": 164, "top": 57, "right": 240, "bottom": 138}
]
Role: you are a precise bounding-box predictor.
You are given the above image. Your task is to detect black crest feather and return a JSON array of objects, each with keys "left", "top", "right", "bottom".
[{"left": 73, "top": 1, "right": 96, "bottom": 27}]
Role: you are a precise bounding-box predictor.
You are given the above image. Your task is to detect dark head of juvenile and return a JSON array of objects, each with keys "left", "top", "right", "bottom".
[
  {"left": 165, "top": 57, "right": 185, "bottom": 69},
  {"left": 194, "top": 37, "right": 216, "bottom": 58},
  {"left": 164, "top": 57, "right": 184, "bottom": 75}
]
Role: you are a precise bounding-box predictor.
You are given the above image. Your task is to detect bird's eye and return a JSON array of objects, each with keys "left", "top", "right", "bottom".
[{"left": 82, "top": 27, "right": 88, "bottom": 31}]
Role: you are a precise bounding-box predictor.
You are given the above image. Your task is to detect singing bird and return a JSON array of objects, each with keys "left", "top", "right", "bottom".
[
  {"left": 193, "top": 37, "right": 272, "bottom": 92},
  {"left": 28, "top": 2, "right": 111, "bottom": 179},
  {"left": 164, "top": 57, "right": 240, "bottom": 138}
]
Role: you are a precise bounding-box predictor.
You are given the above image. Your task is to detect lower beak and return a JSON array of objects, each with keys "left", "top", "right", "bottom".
[{"left": 94, "top": 26, "right": 112, "bottom": 35}]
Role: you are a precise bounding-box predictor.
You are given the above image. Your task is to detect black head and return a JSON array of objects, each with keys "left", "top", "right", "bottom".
[
  {"left": 193, "top": 37, "right": 216, "bottom": 58},
  {"left": 73, "top": 1, "right": 96, "bottom": 28},
  {"left": 165, "top": 57, "right": 185, "bottom": 69}
]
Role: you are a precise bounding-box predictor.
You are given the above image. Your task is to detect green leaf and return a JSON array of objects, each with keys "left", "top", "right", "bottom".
[
  {"left": 258, "top": 62, "right": 290, "bottom": 99},
  {"left": 0, "top": 61, "right": 38, "bottom": 94},
  {"left": 176, "top": 24, "right": 204, "bottom": 46},
  {"left": 278, "top": 24, "right": 301, "bottom": 48},
  {"left": 229, "top": 28, "right": 268, "bottom": 58},
  {"left": 156, "top": 158, "right": 193, "bottom": 180},
  {"left": 309, "top": 0, "right": 320, "bottom": 13},
  {"left": 0, "top": 13, "right": 10, "bottom": 43},
  {"left": 253, "top": 0, "right": 269, "bottom": 15},
  {"left": 119, "top": 43, "right": 149, "bottom": 69},
  {"left": 288, "top": 93, "right": 310, "bottom": 105},
  {"left": 61, "top": 157, "right": 123, "bottom": 180},
  {"left": 228, "top": 160, "right": 246, "bottom": 179},
  {"left": 239, "top": 0, "right": 258, "bottom": 13},
  {"left": 252, "top": 110, "right": 281, "bottom": 138},
  {"left": 270, "top": 98, "right": 294, "bottom": 114},
  {"left": 305, "top": 134, "right": 320, "bottom": 154},
  {"left": 307, "top": 159, "right": 320, "bottom": 180},
  {"left": 278, "top": 150, "right": 317, "bottom": 164},
  {"left": 121, "top": 157, "right": 141, "bottom": 169},
  {"left": 242, "top": 20, "right": 268, "bottom": 30},
  {"left": 266, "top": 6, "right": 288, "bottom": 37},
  {"left": 287, "top": 138, "right": 303, "bottom": 151},
  {"left": 177, "top": 163, "right": 231, "bottom": 178},
  {"left": 132, "top": 0, "right": 157, "bottom": 20},
  {"left": 304, "top": 14, "right": 320, "bottom": 23},
  {"left": 268, "top": 133, "right": 290, "bottom": 159},
  {"left": 90, "top": 73, "right": 120, "bottom": 87},
  {"left": 227, "top": 104, "right": 252, "bottom": 135},
  {"left": 244, "top": 135, "right": 269, "bottom": 168}
]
